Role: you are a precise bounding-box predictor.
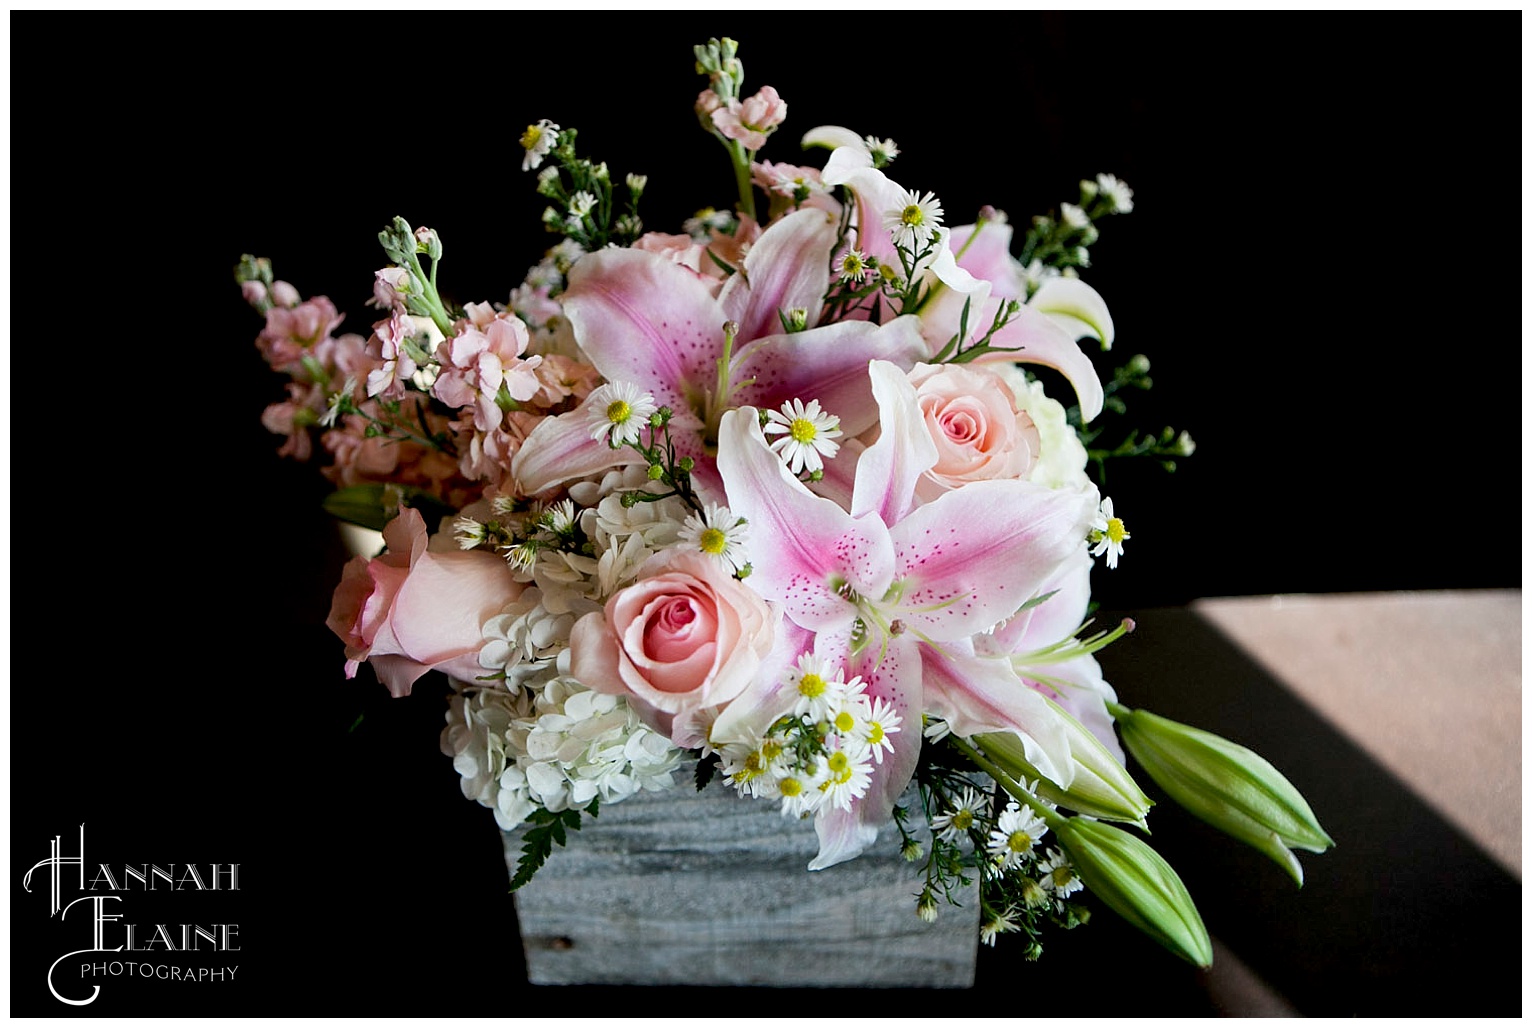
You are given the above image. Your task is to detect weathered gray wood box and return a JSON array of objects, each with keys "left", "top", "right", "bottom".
[{"left": 505, "top": 782, "right": 980, "bottom": 987}]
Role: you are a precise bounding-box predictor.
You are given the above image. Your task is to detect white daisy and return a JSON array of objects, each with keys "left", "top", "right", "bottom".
[
  {"left": 884, "top": 188, "right": 944, "bottom": 249},
  {"left": 1089, "top": 496, "right": 1130, "bottom": 569},
  {"left": 986, "top": 801, "right": 1050, "bottom": 870},
  {"left": 863, "top": 135, "right": 899, "bottom": 165},
  {"left": 930, "top": 786, "right": 987, "bottom": 842},
  {"left": 586, "top": 381, "right": 657, "bottom": 448},
  {"left": 785, "top": 652, "right": 846, "bottom": 725},
  {"left": 836, "top": 248, "right": 874, "bottom": 284},
  {"left": 979, "top": 905, "right": 1020, "bottom": 947},
  {"left": 816, "top": 743, "right": 873, "bottom": 812},
  {"left": 677, "top": 502, "right": 750, "bottom": 576},
  {"left": 763, "top": 397, "right": 842, "bottom": 475},
  {"left": 1096, "top": 172, "right": 1134, "bottom": 214},
  {"left": 1039, "top": 847, "right": 1085, "bottom": 898},
  {"left": 520, "top": 119, "right": 560, "bottom": 172}
]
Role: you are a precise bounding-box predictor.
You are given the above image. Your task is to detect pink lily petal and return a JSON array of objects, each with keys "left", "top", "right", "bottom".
[
  {"left": 510, "top": 396, "right": 649, "bottom": 496},
  {"left": 947, "top": 221, "right": 1027, "bottom": 300},
  {"left": 985, "top": 543, "right": 1094, "bottom": 653},
  {"left": 560, "top": 247, "right": 732, "bottom": 413},
  {"left": 715, "top": 407, "right": 893, "bottom": 631},
  {"left": 718, "top": 207, "right": 838, "bottom": 341},
  {"left": 888, "top": 479, "right": 1099, "bottom": 642},
  {"left": 731, "top": 315, "right": 927, "bottom": 437},
  {"left": 850, "top": 359, "right": 936, "bottom": 526},
  {"left": 919, "top": 638, "right": 1074, "bottom": 787},
  {"left": 808, "top": 632, "right": 925, "bottom": 870}
]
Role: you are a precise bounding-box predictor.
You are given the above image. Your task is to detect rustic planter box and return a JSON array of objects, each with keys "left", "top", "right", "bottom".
[{"left": 505, "top": 781, "right": 980, "bottom": 988}]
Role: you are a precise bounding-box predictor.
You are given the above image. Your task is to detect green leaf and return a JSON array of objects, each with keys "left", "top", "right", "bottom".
[{"left": 507, "top": 808, "right": 587, "bottom": 892}]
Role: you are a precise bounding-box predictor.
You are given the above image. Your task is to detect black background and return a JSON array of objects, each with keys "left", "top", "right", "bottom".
[{"left": 8, "top": 12, "right": 1522, "bottom": 1017}]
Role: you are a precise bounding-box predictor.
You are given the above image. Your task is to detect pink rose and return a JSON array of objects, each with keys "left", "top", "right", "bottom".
[
  {"left": 326, "top": 506, "right": 521, "bottom": 697},
  {"left": 569, "top": 550, "right": 776, "bottom": 748},
  {"left": 908, "top": 362, "right": 1041, "bottom": 499}
]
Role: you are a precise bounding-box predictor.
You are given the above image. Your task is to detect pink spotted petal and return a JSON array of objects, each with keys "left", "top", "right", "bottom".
[
  {"left": 888, "top": 480, "right": 1099, "bottom": 641},
  {"left": 808, "top": 633, "right": 924, "bottom": 870},
  {"left": 730, "top": 315, "right": 926, "bottom": 438},
  {"left": 850, "top": 359, "right": 937, "bottom": 526},
  {"left": 718, "top": 207, "right": 838, "bottom": 341},
  {"left": 560, "top": 247, "right": 731, "bottom": 412},
  {"left": 715, "top": 408, "right": 893, "bottom": 632}
]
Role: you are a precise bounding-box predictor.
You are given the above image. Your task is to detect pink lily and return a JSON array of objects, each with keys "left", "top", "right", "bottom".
[
  {"left": 804, "top": 128, "right": 1110, "bottom": 422},
  {"left": 510, "top": 208, "right": 928, "bottom": 501},
  {"left": 713, "top": 361, "right": 1100, "bottom": 868}
]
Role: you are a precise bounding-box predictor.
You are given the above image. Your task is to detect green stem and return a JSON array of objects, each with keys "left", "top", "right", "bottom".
[{"left": 731, "top": 141, "right": 757, "bottom": 221}]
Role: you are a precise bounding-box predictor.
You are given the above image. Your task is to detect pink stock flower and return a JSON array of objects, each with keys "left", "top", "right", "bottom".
[
  {"left": 568, "top": 550, "right": 778, "bottom": 749},
  {"left": 711, "top": 85, "right": 786, "bottom": 151},
  {"left": 369, "top": 266, "right": 412, "bottom": 311},
  {"left": 431, "top": 304, "right": 544, "bottom": 432},
  {"left": 326, "top": 506, "right": 522, "bottom": 697},
  {"left": 365, "top": 311, "right": 423, "bottom": 400},
  {"left": 256, "top": 295, "right": 345, "bottom": 372}
]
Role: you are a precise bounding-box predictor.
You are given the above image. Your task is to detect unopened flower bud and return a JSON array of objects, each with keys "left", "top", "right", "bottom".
[
  {"left": 916, "top": 891, "right": 939, "bottom": 923},
  {"left": 1079, "top": 178, "right": 1100, "bottom": 203},
  {"left": 414, "top": 226, "right": 442, "bottom": 259},
  {"left": 1054, "top": 816, "right": 1212, "bottom": 968},
  {"left": 269, "top": 280, "right": 300, "bottom": 308},
  {"left": 1113, "top": 706, "right": 1333, "bottom": 886}
]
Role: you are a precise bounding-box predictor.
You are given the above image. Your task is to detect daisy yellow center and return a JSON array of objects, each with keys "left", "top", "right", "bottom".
[
  {"left": 789, "top": 417, "right": 818, "bottom": 443},
  {"left": 827, "top": 752, "right": 850, "bottom": 775},
  {"left": 901, "top": 204, "right": 925, "bottom": 227},
  {"left": 606, "top": 399, "right": 633, "bottom": 424},
  {"left": 833, "top": 710, "right": 855, "bottom": 733},
  {"left": 867, "top": 722, "right": 884, "bottom": 745},
  {"left": 699, "top": 527, "right": 728, "bottom": 554},
  {"left": 1052, "top": 865, "right": 1077, "bottom": 887},
  {"left": 1007, "top": 831, "right": 1033, "bottom": 854},
  {"left": 780, "top": 777, "right": 804, "bottom": 798},
  {"left": 1104, "top": 517, "right": 1128, "bottom": 544},
  {"left": 841, "top": 254, "right": 866, "bottom": 275},
  {"left": 798, "top": 672, "right": 826, "bottom": 698},
  {"left": 762, "top": 741, "right": 783, "bottom": 761},
  {"left": 521, "top": 124, "right": 543, "bottom": 149},
  {"left": 952, "top": 809, "right": 974, "bottom": 832}
]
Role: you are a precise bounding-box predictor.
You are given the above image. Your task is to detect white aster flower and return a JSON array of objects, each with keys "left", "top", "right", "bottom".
[
  {"left": 772, "top": 764, "right": 825, "bottom": 819},
  {"left": 454, "top": 516, "right": 486, "bottom": 549},
  {"left": 1039, "top": 847, "right": 1085, "bottom": 898},
  {"left": 520, "top": 119, "right": 560, "bottom": 172},
  {"left": 930, "top": 785, "right": 988, "bottom": 842},
  {"left": 1096, "top": 172, "right": 1134, "bottom": 213},
  {"left": 836, "top": 248, "right": 874, "bottom": 284},
  {"left": 883, "top": 188, "right": 944, "bottom": 249},
  {"left": 986, "top": 801, "right": 1050, "bottom": 870},
  {"left": 677, "top": 502, "right": 751, "bottom": 576},
  {"left": 863, "top": 135, "right": 899, "bottom": 164},
  {"left": 816, "top": 742, "right": 873, "bottom": 812},
  {"left": 856, "top": 694, "right": 901, "bottom": 764},
  {"left": 763, "top": 397, "right": 842, "bottom": 475},
  {"left": 785, "top": 652, "right": 848, "bottom": 725},
  {"left": 980, "top": 905, "right": 1021, "bottom": 947},
  {"left": 1089, "top": 496, "right": 1130, "bottom": 569},
  {"left": 1060, "top": 201, "right": 1091, "bottom": 229},
  {"left": 567, "top": 190, "right": 596, "bottom": 219},
  {"left": 586, "top": 381, "right": 658, "bottom": 448}
]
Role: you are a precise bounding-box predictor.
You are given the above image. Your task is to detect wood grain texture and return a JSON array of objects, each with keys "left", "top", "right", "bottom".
[{"left": 505, "top": 782, "right": 981, "bottom": 987}]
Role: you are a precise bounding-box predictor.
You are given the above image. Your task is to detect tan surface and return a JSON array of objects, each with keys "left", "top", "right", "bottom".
[{"left": 1193, "top": 589, "right": 1522, "bottom": 877}]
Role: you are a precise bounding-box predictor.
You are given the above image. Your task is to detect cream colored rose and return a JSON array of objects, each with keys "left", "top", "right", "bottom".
[
  {"left": 908, "top": 362, "right": 1042, "bottom": 500},
  {"left": 995, "top": 364, "right": 1092, "bottom": 492},
  {"left": 567, "top": 550, "right": 776, "bottom": 749}
]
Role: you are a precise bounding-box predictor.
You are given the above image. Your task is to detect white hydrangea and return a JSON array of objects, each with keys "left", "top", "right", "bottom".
[
  {"left": 478, "top": 587, "right": 579, "bottom": 687},
  {"left": 441, "top": 675, "right": 686, "bottom": 832},
  {"left": 514, "top": 675, "right": 685, "bottom": 815},
  {"left": 440, "top": 683, "right": 539, "bottom": 830},
  {"left": 995, "top": 365, "right": 1091, "bottom": 492}
]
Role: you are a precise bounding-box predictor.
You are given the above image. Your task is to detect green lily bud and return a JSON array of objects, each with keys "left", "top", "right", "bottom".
[
  {"left": 976, "top": 697, "right": 1153, "bottom": 828},
  {"left": 1054, "top": 816, "right": 1212, "bottom": 968},
  {"left": 1113, "top": 706, "right": 1334, "bottom": 886}
]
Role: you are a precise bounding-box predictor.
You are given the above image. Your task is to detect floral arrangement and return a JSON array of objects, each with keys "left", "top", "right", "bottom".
[{"left": 237, "top": 37, "right": 1329, "bottom": 967}]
